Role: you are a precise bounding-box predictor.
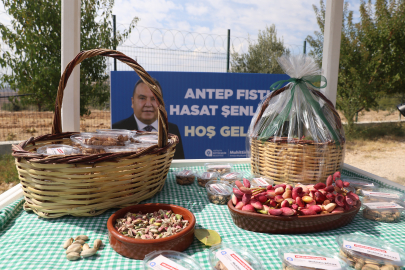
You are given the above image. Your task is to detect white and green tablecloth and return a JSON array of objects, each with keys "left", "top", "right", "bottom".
[{"left": 0, "top": 164, "right": 404, "bottom": 270}]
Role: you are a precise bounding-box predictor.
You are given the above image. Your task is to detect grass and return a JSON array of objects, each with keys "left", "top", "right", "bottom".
[
  {"left": 344, "top": 122, "right": 405, "bottom": 141},
  {"left": 0, "top": 154, "right": 19, "bottom": 184}
]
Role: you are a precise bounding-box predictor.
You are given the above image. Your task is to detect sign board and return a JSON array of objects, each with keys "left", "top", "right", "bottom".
[{"left": 110, "top": 71, "right": 289, "bottom": 159}]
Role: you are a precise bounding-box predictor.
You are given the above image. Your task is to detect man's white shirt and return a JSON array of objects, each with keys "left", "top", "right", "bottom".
[{"left": 134, "top": 114, "right": 158, "bottom": 131}]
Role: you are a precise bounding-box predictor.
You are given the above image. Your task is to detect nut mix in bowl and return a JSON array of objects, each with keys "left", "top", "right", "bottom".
[
  {"left": 196, "top": 171, "right": 219, "bottom": 187},
  {"left": 336, "top": 234, "right": 405, "bottom": 270},
  {"left": 107, "top": 203, "right": 196, "bottom": 260},
  {"left": 278, "top": 244, "right": 350, "bottom": 270},
  {"left": 174, "top": 169, "right": 196, "bottom": 185}
]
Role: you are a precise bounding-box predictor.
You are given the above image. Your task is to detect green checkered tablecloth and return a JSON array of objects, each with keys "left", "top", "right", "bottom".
[{"left": 1, "top": 164, "right": 404, "bottom": 270}]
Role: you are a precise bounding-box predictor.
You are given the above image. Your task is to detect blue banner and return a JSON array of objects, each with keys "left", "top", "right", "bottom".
[{"left": 110, "top": 71, "right": 289, "bottom": 159}]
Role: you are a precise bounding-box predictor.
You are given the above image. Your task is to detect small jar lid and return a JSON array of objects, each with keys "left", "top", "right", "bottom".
[
  {"left": 37, "top": 144, "right": 80, "bottom": 156},
  {"left": 220, "top": 172, "right": 243, "bottom": 180},
  {"left": 251, "top": 175, "right": 274, "bottom": 188},
  {"left": 205, "top": 180, "right": 232, "bottom": 196},
  {"left": 208, "top": 243, "right": 264, "bottom": 270},
  {"left": 361, "top": 188, "right": 405, "bottom": 202},
  {"left": 196, "top": 171, "right": 219, "bottom": 180},
  {"left": 278, "top": 244, "right": 350, "bottom": 270},
  {"left": 174, "top": 169, "right": 196, "bottom": 177},
  {"left": 143, "top": 250, "right": 202, "bottom": 270},
  {"left": 336, "top": 234, "right": 405, "bottom": 266}
]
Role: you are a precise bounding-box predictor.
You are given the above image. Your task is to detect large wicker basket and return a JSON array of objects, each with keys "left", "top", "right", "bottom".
[
  {"left": 12, "top": 49, "right": 178, "bottom": 218},
  {"left": 250, "top": 86, "right": 345, "bottom": 185}
]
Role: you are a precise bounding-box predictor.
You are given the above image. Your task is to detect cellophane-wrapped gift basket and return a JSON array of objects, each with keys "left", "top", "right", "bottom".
[
  {"left": 11, "top": 49, "right": 178, "bottom": 218},
  {"left": 247, "top": 55, "right": 346, "bottom": 185}
]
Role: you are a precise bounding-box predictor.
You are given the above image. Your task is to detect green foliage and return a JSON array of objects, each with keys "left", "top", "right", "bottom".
[
  {"left": 344, "top": 122, "right": 405, "bottom": 141},
  {"left": 230, "top": 25, "right": 289, "bottom": 74},
  {"left": 307, "top": 0, "right": 405, "bottom": 133},
  {"left": 0, "top": 0, "right": 138, "bottom": 115},
  {"left": 0, "top": 154, "right": 19, "bottom": 183}
]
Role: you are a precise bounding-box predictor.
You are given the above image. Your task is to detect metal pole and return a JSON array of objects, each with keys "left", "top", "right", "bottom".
[
  {"left": 226, "top": 29, "right": 230, "bottom": 72},
  {"left": 303, "top": 40, "right": 307, "bottom": 54},
  {"left": 113, "top": 14, "right": 117, "bottom": 71}
]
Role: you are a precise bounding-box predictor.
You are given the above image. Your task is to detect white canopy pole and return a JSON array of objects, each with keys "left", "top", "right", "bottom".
[
  {"left": 61, "top": 0, "right": 80, "bottom": 132},
  {"left": 321, "top": 0, "right": 344, "bottom": 107}
]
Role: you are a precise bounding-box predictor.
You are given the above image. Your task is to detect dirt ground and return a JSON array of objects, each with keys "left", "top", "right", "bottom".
[{"left": 0, "top": 109, "right": 404, "bottom": 192}]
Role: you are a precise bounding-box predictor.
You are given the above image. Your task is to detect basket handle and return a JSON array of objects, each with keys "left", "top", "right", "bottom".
[{"left": 52, "top": 49, "right": 169, "bottom": 148}]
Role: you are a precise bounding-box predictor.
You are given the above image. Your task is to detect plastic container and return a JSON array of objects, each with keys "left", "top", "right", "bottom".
[
  {"left": 204, "top": 163, "right": 233, "bottom": 175},
  {"left": 143, "top": 250, "right": 202, "bottom": 270},
  {"left": 130, "top": 134, "right": 159, "bottom": 144},
  {"left": 362, "top": 197, "right": 404, "bottom": 223},
  {"left": 96, "top": 129, "right": 131, "bottom": 142},
  {"left": 361, "top": 188, "right": 405, "bottom": 204},
  {"left": 174, "top": 169, "right": 196, "bottom": 185},
  {"left": 205, "top": 180, "right": 233, "bottom": 205},
  {"left": 37, "top": 144, "right": 80, "bottom": 156},
  {"left": 70, "top": 133, "right": 93, "bottom": 147},
  {"left": 341, "top": 177, "right": 379, "bottom": 195},
  {"left": 79, "top": 144, "right": 107, "bottom": 154},
  {"left": 196, "top": 172, "right": 219, "bottom": 187},
  {"left": 251, "top": 176, "right": 274, "bottom": 188},
  {"left": 72, "top": 132, "right": 126, "bottom": 146},
  {"left": 208, "top": 243, "right": 264, "bottom": 270},
  {"left": 219, "top": 172, "right": 244, "bottom": 185},
  {"left": 278, "top": 245, "right": 350, "bottom": 270},
  {"left": 104, "top": 144, "right": 152, "bottom": 153},
  {"left": 336, "top": 234, "right": 405, "bottom": 269}
]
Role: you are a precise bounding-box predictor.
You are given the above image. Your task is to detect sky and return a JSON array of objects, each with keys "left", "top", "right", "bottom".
[{"left": 111, "top": 0, "right": 362, "bottom": 51}]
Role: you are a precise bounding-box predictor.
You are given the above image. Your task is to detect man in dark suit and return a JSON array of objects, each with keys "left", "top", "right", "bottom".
[{"left": 112, "top": 78, "right": 185, "bottom": 159}]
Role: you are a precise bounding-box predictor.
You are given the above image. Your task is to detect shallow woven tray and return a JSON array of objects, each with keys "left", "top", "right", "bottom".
[
  {"left": 250, "top": 86, "right": 345, "bottom": 185},
  {"left": 227, "top": 200, "right": 360, "bottom": 234},
  {"left": 12, "top": 49, "right": 178, "bottom": 218}
]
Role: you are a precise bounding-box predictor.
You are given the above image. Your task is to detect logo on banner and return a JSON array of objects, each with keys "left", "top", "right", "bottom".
[{"left": 205, "top": 149, "right": 213, "bottom": 157}]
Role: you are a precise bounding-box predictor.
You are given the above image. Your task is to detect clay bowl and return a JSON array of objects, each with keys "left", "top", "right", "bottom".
[
  {"left": 228, "top": 200, "right": 361, "bottom": 234},
  {"left": 107, "top": 203, "right": 196, "bottom": 260}
]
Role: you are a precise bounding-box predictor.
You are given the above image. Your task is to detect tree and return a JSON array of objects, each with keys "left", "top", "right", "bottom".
[
  {"left": 0, "top": 0, "right": 138, "bottom": 115},
  {"left": 306, "top": 0, "right": 405, "bottom": 132},
  {"left": 230, "top": 24, "right": 289, "bottom": 74}
]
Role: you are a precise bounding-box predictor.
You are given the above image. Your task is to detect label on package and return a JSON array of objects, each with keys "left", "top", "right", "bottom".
[
  {"left": 216, "top": 248, "right": 254, "bottom": 270},
  {"left": 362, "top": 191, "right": 400, "bottom": 199},
  {"left": 253, "top": 178, "right": 269, "bottom": 187},
  {"left": 147, "top": 255, "right": 188, "bottom": 270},
  {"left": 178, "top": 170, "right": 192, "bottom": 176},
  {"left": 364, "top": 202, "right": 404, "bottom": 210},
  {"left": 46, "top": 148, "right": 65, "bottom": 155},
  {"left": 223, "top": 173, "right": 238, "bottom": 179},
  {"left": 201, "top": 172, "right": 215, "bottom": 179},
  {"left": 283, "top": 253, "right": 341, "bottom": 270},
  {"left": 210, "top": 184, "right": 230, "bottom": 195},
  {"left": 343, "top": 240, "right": 401, "bottom": 261}
]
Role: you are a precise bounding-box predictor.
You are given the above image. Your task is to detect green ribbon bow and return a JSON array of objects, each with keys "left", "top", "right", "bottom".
[{"left": 258, "top": 75, "right": 340, "bottom": 146}]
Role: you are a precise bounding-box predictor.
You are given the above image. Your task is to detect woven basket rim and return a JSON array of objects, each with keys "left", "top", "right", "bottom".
[
  {"left": 251, "top": 136, "right": 345, "bottom": 146},
  {"left": 12, "top": 131, "right": 179, "bottom": 164}
]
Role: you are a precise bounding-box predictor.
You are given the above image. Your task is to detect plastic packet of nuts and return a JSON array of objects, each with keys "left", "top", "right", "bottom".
[
  {"left": 174, "top": 169, "right": 196, "bottom": 185},
  {"left": 96, "top": 129, "right": 131, "bottom": 142},
  {"left": 143, "top": 250, "right": 202, "bottom": 270},
  {"left": 336, "top": 234, "right": 405, "bottom": 270},
  {"left": 341, "top": 177, "right": 379, "bottom": 195},
  {"left": 361, "top": 188, "right": 405, "bottom": 204},
  {"left": 362, "top": 198, "right": 404, "bottom": 223},
  {"left": 205, "top": 180, "right": 233, "bottom": 205},
  {"left": 37, "top": 144, "right": 81, "bottom": 156},
  {"left": 72, "top": 132, "right": 127, "bottom": 146},
  {"left": 278, "top": 244, "right": 350, "bottom": 270},
  {"left": 204, "top": 163, "right": 233, "bottom": 175},
  {"left": 208, "top": 243, "right": 264, "bottom": 270},
  {"left": 104, "top": 144, "right": 153, "bottom": 153},
  {"left": 196, "top": 171, "right": 219, "bottom": 187},
  {"left": 129, "top": 133, "right": 160, "bottom": 144},
  {"left": 219, "top": 172, "right": 244, "bottom": 185}
]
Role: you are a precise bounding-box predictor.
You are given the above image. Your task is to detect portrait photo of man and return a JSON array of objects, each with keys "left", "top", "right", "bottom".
[{"left": 112, "top": 78, "right": 185, "bottom": 159}]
